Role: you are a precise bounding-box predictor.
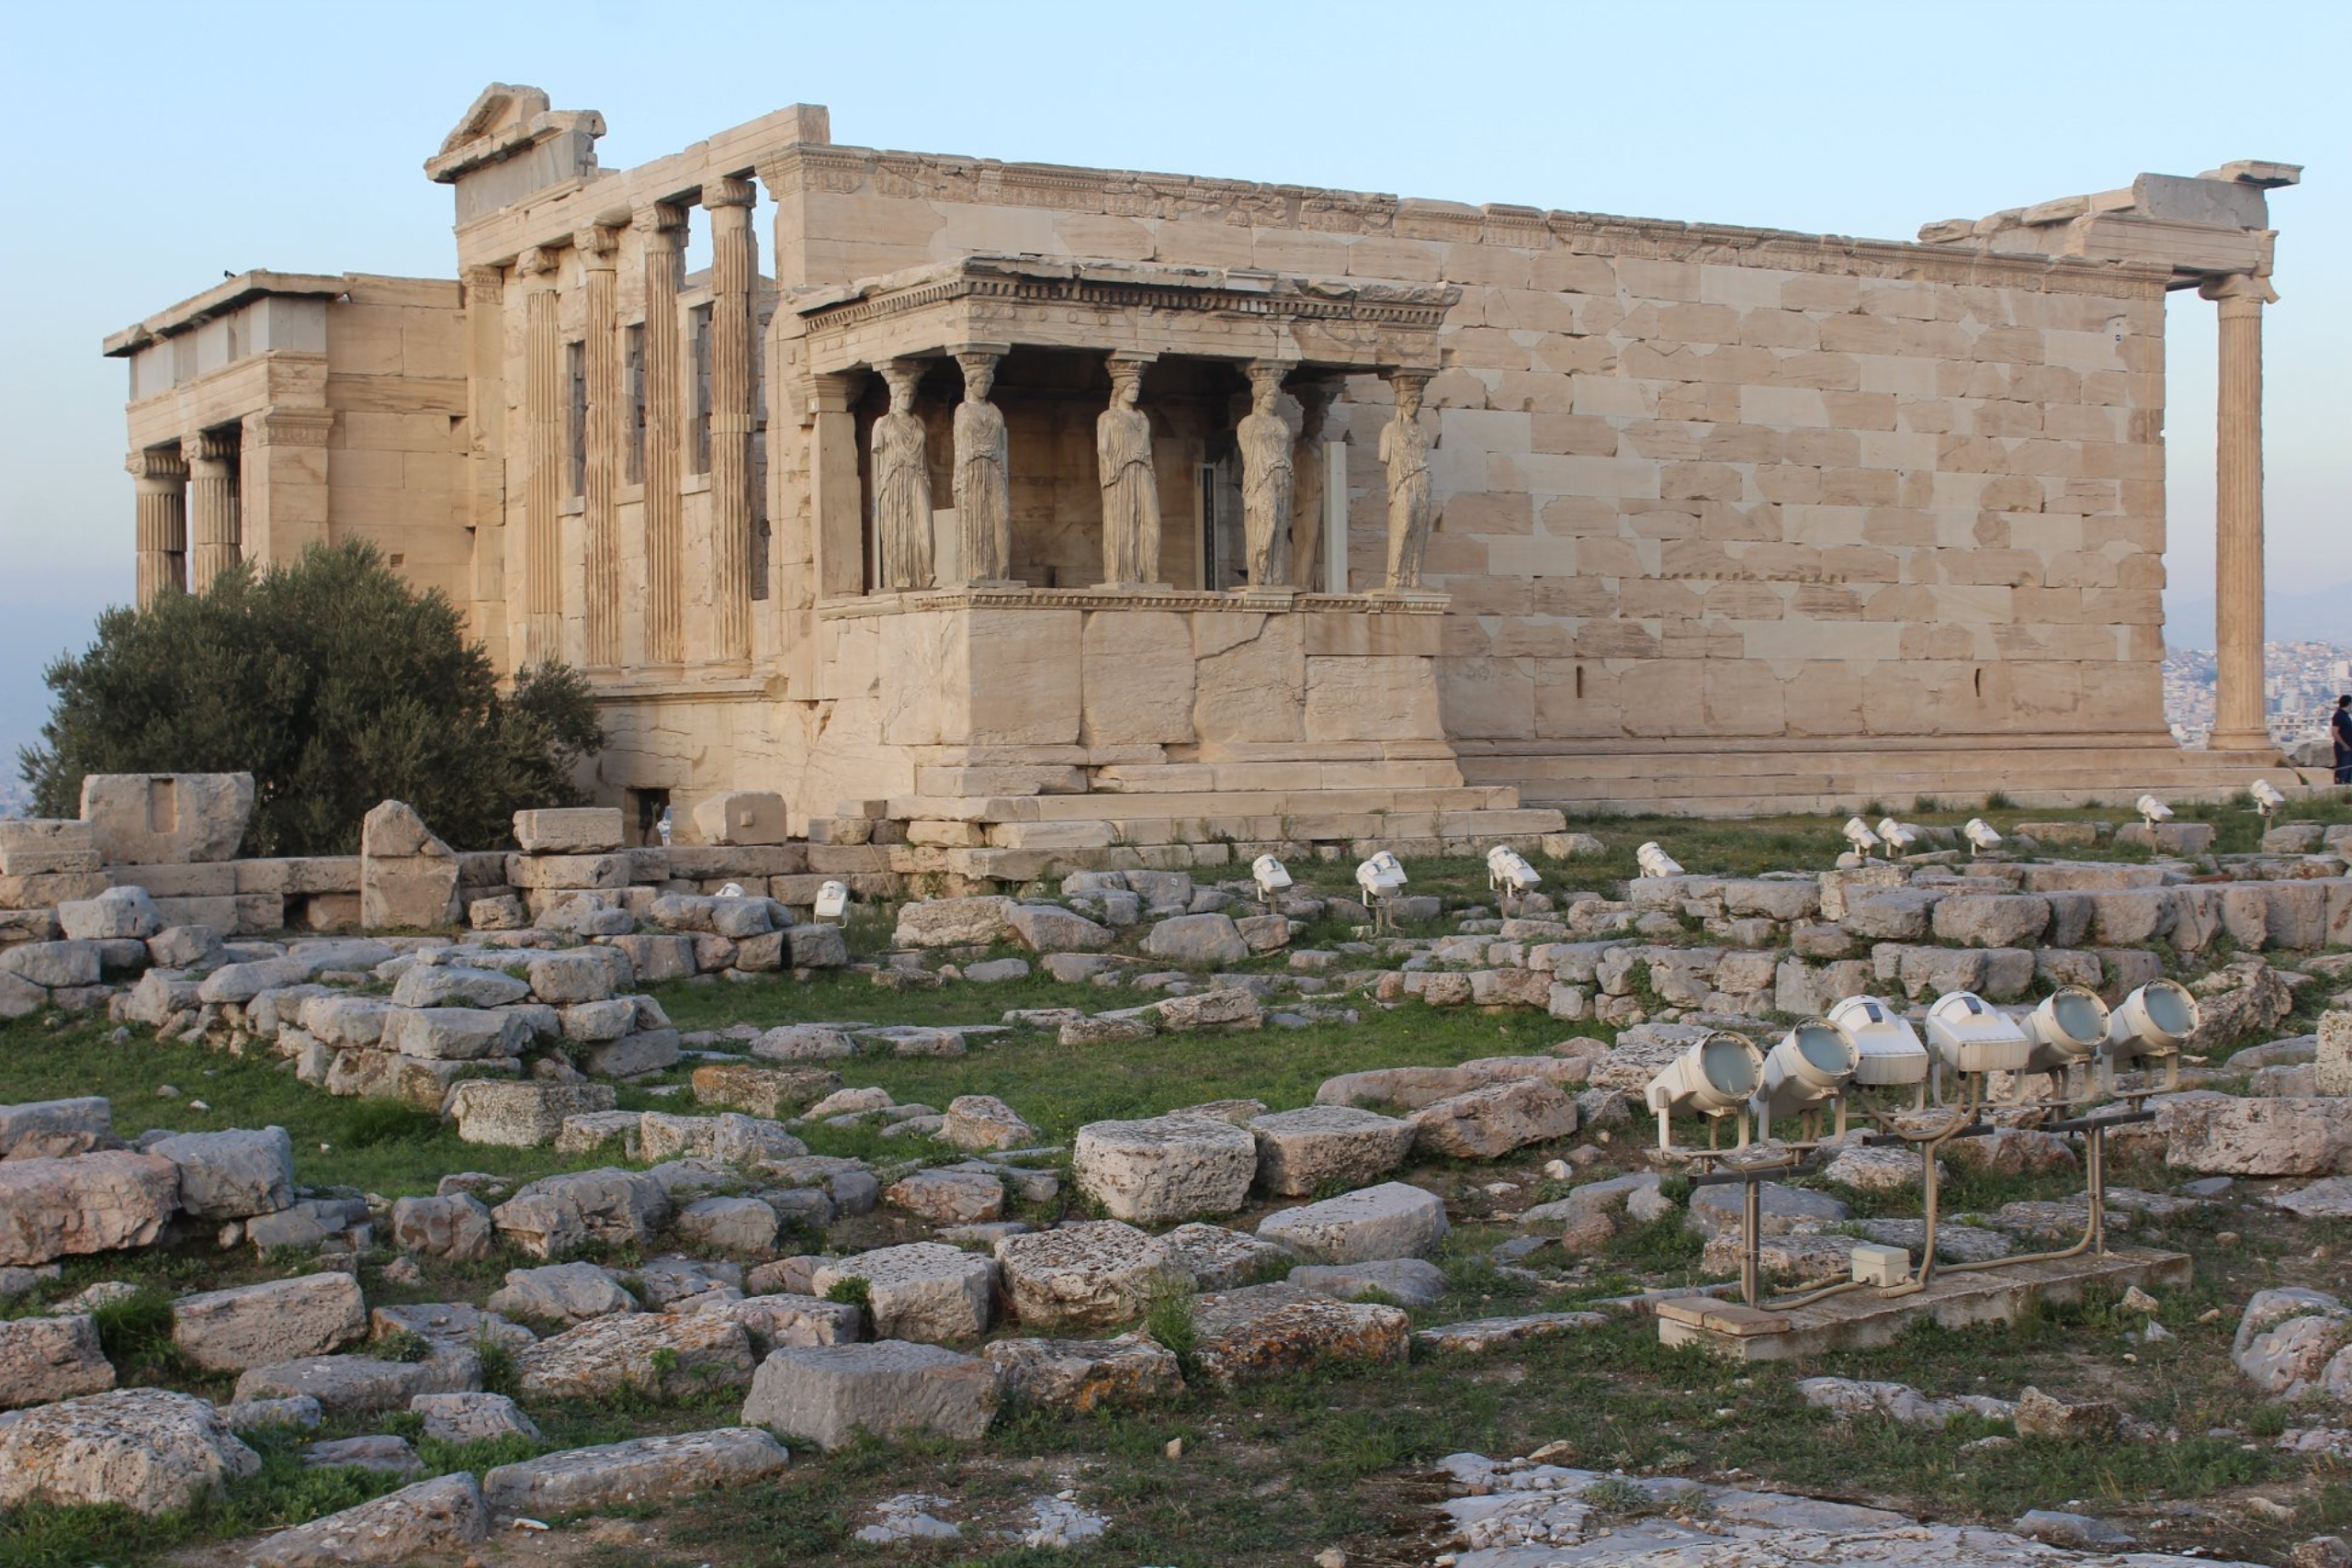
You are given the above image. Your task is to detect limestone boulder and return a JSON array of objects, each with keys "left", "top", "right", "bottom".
[
  {"left": 359, "top": 800, "right": 461, "bottom": 931},
  {"left": 492, "top": 1167, "right": 668, "bottom": 1258},
  {"left": 171, "top": 1273, "right": 368, "bottom": 1373},
  {"left": 981, "top": 1335, "right": 1182, "bottom": 1413},
  {"left": 2160, "top": 1094, "right": 2352, "bottom": 1177},
  {"left": 81, "top": 772, "right": 254, "bottom": 864},
  {"left": 1407, "top": 1079, "right": 1578, "bottom": 1160},
  {"left": 486, "top": 1262, "right": 638, "bottom": 1326},
  {"left": 752, "top": 1023, "right": 857, "bottom": 1062},
  {"left": 741, "top": 1340, "right": 998, "bottom": 1450},
  {"left": 1074, "top": 1114, "right": 1257, "bottom": 1224},
  {"left": 692, "top": 1062, "right": 839, "bottom": 1121},
  {"left": 513, "top": 807, "right": 625, "bottom": 854},
  {"left": 1930, "top": 894, "right": 2052, "bottom": 949},
  {"left": 412, "top": 1392, "right": 540, "bottom": 1444},
  {"left": 1290, "top": 1258, "right": 1449, "bottom": 1309},
  {"left": 151, "top": 1126, "right": 295, "bottom": 1220},
  {"left": 1153, "top": 987, "right": 1264, "bottom": 1032},
  {"left": 246, "top": 1472, "right": 488, "bottom": 1567},
  {"left": 892, "top": 896, "right": 1015, "bottom": 948},
  {"left": 886, "top": 1169, "right": 1005, "bottom": 1226},
  {"left": 1149, "top": 1222, "right": 1292, "bottom": 1289},
  {"left": 810, "top": 1243, "right": 996, "bottom": 1343},
  {"left": 447, "top": 1080, "right": 616, "bottom": 1147},
  {"left": 2233, "top": 1287, "right": 2351, "bottom": 1395},
  {"left": 0, "top": 1313, "right": 114, "bottom": 1408},
  {"left": 0, "top": 940, "right": 101, "bottom": 989},
  {"left": 993, "top": 1221, "right": 1182, "bottom": 1330},
  {"left": 1249, "top": 1105, "right": 1417, "bottom": 1197},
  {"left": 1142, "top": 913, "right": 1250, "bottom": 967},
  {"left": 692, "top": 791, "right": 788, "bottom": 846},
  {"left": 59, "top": 886, "right": 162, "bottom": 942},
  {"left": 1257, "top": 1182, "right": 1450, "bottom": 1264},
  {"left": 676, "top": 1194, "right": 782, "bottom": 1254},
  {"left": 1007, "top": 904, "right": 1114, "bottom": 953},
  {"left": 482, "top": 1427, "right": 790, "bottom": 1516},
  {"left": 1185, "top": 1283, "right": 1410, "bottom": 1385},
  {"left": 514, "top": 1312, "right": 756, "bottom": 1400},
  {"left": 0, "top": 1150, "right": 181, "bottom": 1267},
  {"left": 232, "top": 1352, "right": 479, "bottom": 1416},
  {"left": 0, "top": 1096, "right": 114, "bottom": 1160},
  {"left": 707, "top": 1293, "right": 864, "bottom": 1354},
  {"left": 389, "top": 1193, "right": 493, "bottom": 1261},
  {"left": 942, "top": 1094, "right": 1037, "bottom": 1152},
  {"left": 1688, "top": 1181, "right": 1849, "bottom": 1238},
  {"left": 0, "top": 1388, "right": 259, "bottom": 1517}
]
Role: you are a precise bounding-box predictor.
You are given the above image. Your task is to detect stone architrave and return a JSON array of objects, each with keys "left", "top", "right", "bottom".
[
  {"left": 1097, "top": 356, "right": 1159, "bottom": 587},
  {"left": 1289, "top": 382, "right": 1331, "bottom": 592},
  {"left": 874, "top": 359, "right": 935, "bottom": 592},
  {"left": 952, "top": 348, "right": 1012, "bottom": 584},
  {"left": 1236, "top": 361, "right": 1295, "bottom": 589},
  {"left": 1379, "top": 370, "right": 1433, "bottom": 591},
  {"left": 359, "top": 801, "right": 461, "bottom": 931}
]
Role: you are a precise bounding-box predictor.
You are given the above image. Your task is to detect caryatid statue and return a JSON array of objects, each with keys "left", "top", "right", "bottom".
[
  {"left": 1096, "top": 357, "right": 1159, "bottom": 587},
  {"left": 1235, "top": 361, "right": 1295, "bottom": 588},
  {"left": 1380, "top": 369, "right": 1434, "bottom": 591},
  {"left": 873, "top": 359, "right": 935, "bottom": 592},
  {"left": 951, "top": 349, "right": 1011, "bottom": 584},
  {"left": 1289, "top": 380, "right": 1332, "bottom": 592}
]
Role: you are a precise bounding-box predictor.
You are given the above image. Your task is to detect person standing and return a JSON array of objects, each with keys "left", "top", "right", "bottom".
[{"left": 2334, "top": 694, "right": 2352, "bottom": 785}]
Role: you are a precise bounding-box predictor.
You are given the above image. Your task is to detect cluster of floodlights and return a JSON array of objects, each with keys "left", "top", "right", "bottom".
[
  {"left": 1841, "top": 816, "right": 1924, "bottom": 860},
  {"left": 1644, "top": 979, "right": 2201, "bottom": 1154}
]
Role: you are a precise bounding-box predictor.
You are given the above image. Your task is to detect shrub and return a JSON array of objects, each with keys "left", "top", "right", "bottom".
[{"left": 18, "top": 542, "right": 603, "bottom": 855}]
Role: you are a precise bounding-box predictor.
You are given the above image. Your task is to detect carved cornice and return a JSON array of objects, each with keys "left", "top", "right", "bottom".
[{"left": 243, "top": 409, "right": 335, "bottom": 448}]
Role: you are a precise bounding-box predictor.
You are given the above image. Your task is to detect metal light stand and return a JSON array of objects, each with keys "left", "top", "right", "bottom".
[{"left": 1685, "top": 1149, "right": 1824, "bottom": 1308}]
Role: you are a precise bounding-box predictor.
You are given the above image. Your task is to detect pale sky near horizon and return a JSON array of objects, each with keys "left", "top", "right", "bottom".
[{"left": 1, "top": 0, "right": 2344, "bottom": 761}]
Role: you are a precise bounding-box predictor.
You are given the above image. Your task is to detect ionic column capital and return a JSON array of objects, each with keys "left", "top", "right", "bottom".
[
  {"left": 632, "top": 200, "right": 688, "bottom": 238},
  {"left": 2200, "top": 271, "right": 2278, "bottom": 309},
  {"left": 702, "top": 175, "right": 756, "bottom": 210},
  {"left": 460, "top": 264, "right": 504, "bottom": 298},
  {"left": 127, "top": 447, "right": 186, "bottom": 483},
  {"left": 517, "top": 245, "right": 562, "bottom": 282},
  {"left": 185, "top": 427, "right": 238, "bottom": 464},
  {"left": 574, "top": 223, "right": 622, "bottom": 265}
]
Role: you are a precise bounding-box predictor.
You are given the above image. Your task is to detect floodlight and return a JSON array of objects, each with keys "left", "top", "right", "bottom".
[
  {"left": 812, "top": 879, "right": 851, "bottom": 921},
  {"left": 2252, "top": 779, "right": 2288, "bottom": 819},
  {"left": 1924, "top": 990, "right": 2032, "bottom": 1100},
  {"left": 1636, "top": 841, "right": 1684, "bottom": 879},
  {"left": 1356, "top": 852, "right": 1408, "bottom": 932},
  {"left": 1251, "top": 853, "right": 1293, "bottom": 907},
  {"left": 2137, "top": 795, "right": 2174, "bottom": 829},
  {"left": 1487, "top": 845, "right": 1541, "bottom": 912},
  {"left": 2105, "top": 978, "right": 2199, "bottom": 1069},
  {"left": 1962, "top": 818, "right": 2003, "bottom": 856},
  {"left": 2018, "top": 984, "right": 2111, "bottom": 1080},
  {"left": 1645, "top": 1031, "right": 1767, "bottom": 1150},
  {"left": 717, "top": 881, "right": 747, "bottom": 899},
  {"left": 1842, "top": 817, "right": 1882, "bottom": 857},
  {"left": 1877, "top": 818, "right": 1918, "bottom": 853},
  {"left": 1750, "top": 1020, "right": 1860, "bottom": 1141},
  {"left": 1825, "top": 995, "right": 1930, "bottom": 1089}
]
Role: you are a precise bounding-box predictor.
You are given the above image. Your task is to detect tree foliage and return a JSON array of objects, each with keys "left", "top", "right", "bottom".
[{"left": 18, "top": 543, "right": 604, "bottom": 856}]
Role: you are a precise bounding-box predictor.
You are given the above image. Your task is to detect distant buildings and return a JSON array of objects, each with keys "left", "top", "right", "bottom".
[{"left": 2166, "top": 639, "right": 2350, "bottom": 752}]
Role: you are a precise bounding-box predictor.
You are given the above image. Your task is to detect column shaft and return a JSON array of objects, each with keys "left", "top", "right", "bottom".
[
  {"left": 521, "top": 247, "right": 563, "bottom": 662},
  {"left": 579, "top": 227, "right": 623, "bottom": 666},
  {"left": 2204, "top": 275, "right": 2271, "bottom": 752},
  {"left": 130, "top": 450, "right": 187, "bottom": 608},
  {"left": 186, "top": 429, "right": 240, "bottom": 590},
  {"left": 637, "top": 205, "right": 687, "bottom": 663},
  {"left": 707, "top": 177, "right": 757, "bottom": 660}
]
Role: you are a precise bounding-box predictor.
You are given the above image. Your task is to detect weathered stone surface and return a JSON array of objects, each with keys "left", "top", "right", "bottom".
[
  {"left": 2234, "top": 1287, "right": 2350, "bottom": 1395},
  {"left": 1688, "top": 1181, "right": 1849, "bottom": 1238},
  {"left": 0, "top": 1387, "right": 259, "bottom": 1517},
  {"left": 359, "top": 800, "right": 460, "bottom": 931},
  {"left": 677, "top": 1194, "right": 782, "bottom": 1254},
  {"left": 1007, "top": 904, "right": 1114, "bottom": 953},
  {"left": 1291, "top": 1258, "right": 1449, "bottom": 1308},
  {"left": 219, "top": 1395, "right": 323, "bottom": 1432},
  {"left": 0, "top": 1096, "right": 113, "bottom": 1159},
  {"left": 389, "top": 1192, "right": 493, "bottom": 1261},
  {"left": 1408, "top": 1078, "right": 1578, "bottom": 1159},
  {"left": 692, "top": 1062, "right": 840, "bottom": 1121},
  {"left": 994, "top": 1221, "right": 1182, "bottom": 1330},
  {"left": 2014, "top": 1384, "right": 2122, "bottom": 1441},
  {"left": 811, "top": 1243, "right": 995, "bottom": 1343},
  {"left": 752, "top": 1023, "right": 857, "bottom": 1061},
  {"left": 514, "top": 807, "right": 626, "bottom": 854},
  {"left": 892, "top": 896, "right": 1015, "bottom": 948},
  {"left": 2161, "top": 1094, "right": 2352, "bottom": 1177},
  {"left": 81, "top": 773, "right": 254, "bottom": 865},
  {"left": 232, "top": 1352, "right": 473, "bottom": 1415},
  {"left": 982, "top": 1334, "right": 1182, "bottom": 1412},
  {"left": 151, "top": 1126, "right": 294, "bottom": 1220},
  {"left": 942, "top": 1094, "right": 1037, "bottom": 1152},
  {"left": 1930, "top": 894, "right": 2052, "bottom": 949},
  {"left": 482, "top": 1427, "right": 790, "bottom": 1515},
  {"left": 59, "top": 886, "right": 162, "bottom": 942},
  {"left": 1186, "top": 1282, "right": 1410, "bottom": 1384},
  {"left": 0, "top": 1313, "right": 114, "bottom": 1408},
  {"left": 1141, "top": 913, "right": 1250, "bottom": 967},
  {"left": 514, "top": 1312, "right": 756, "bottom": 1399},
  {"left": 1249, "top": 1105, "right": 1417, "bottom": 1197},
  {"left": 887, "top": 1169, "right": 1006, "bottom": 1225},
  {"left": 411, "top": 1391, "right": 540, "bottom": 1443},
  {"left": 1413, "top": 1311, "right": 1610, "bottom": 1353},
  {"left": 741, "top": 1341, "right": 998, "bottom": 1450},
  {"left": 492, "top": 1167, "right": 667, "bottom": 1258},
  {"left": 1073, "top": 1114, "right": 1257, "bottom": 1224},
  {"left": 247, "top": 1472, "right": 488, "bottom": 1566},
  {"left": 172, "top": 1272, "right": 368, "bottom": 1373},
  {"left": 0, "top": 818, "right": 98, "bottom": 875},
  {"left": 447, "top": 1080, "right": 616, "bottom": 1147},
  {"left": 1259, "top": 1182, "right": 1450, "bottom": 1264},
  {"left": 0, "top": 1150, "right": 180, "bottom": 1266},
  {"left": 486, "top": 1262, "right": 638, "bottom": 1326},
  {"left": 708, "top": 1293, "right": 864, "bottom": 1353},
  {"left": 0, "top": 940, "right": 101, "bottom": 990},
  {"left": 1153, "top": 987, "right": 1264, "bottom": 1031}
]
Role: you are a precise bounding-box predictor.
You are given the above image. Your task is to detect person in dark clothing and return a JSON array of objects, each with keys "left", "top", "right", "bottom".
[{"left": 2335, "top": 695, "right": 2352, "bottom": 786}]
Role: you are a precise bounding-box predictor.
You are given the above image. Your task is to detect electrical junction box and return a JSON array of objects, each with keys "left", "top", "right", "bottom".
[{"left": 1850, "top": 1243, "right": 1911, "bottom": 1287}]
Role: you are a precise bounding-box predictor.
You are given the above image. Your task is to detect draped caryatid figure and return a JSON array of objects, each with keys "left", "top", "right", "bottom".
[
  {"left": 1096, "top": 357, "right": 1159, "bottom": 587},
  {"left": 1381, "top": 369, "right": 1434, "bottom": 591},
  {"left": 952, "top": 349, "right": 1011, "bottom": 584},
  {"left": 873, "top": 359, "right": 935, "bottom": 592},
  {"left": 1237, "top": 360, "right": 1295, "bottom": 588}
]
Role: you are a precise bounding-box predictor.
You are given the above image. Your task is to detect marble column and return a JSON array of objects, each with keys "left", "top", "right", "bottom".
[
  {"left": 460, "top": 264, "right": 510, "bottom": 671},
  {"left": 186, "top": 428, "right": 240, "bottom": 590},
  {"left": 2201, "top": 272, "right": 2277, "bottom": 754},
  {"left": 705, "top": 176, "right": 757, "bottom": 660},
  {"left": 130, "top": 448, "right": 187, "bottom": 608},
  {"left": 636, "top": 202, "right": 687, "bottom": 664},
  {"left": 578, "top": 224, "right": 623, "bottom": 667},
  {"left": 520, "top": 245, "right": 563, "bottom": 661}
]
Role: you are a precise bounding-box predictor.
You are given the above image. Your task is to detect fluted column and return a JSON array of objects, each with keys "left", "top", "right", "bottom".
[
  {"left": 186, "top": 428, "right": 239, "bottom": 590},
  {"left": 2201, "top": 271, "right": 2277, "bottom": 753},
  {"left": 130, "top": 448, "right": 187, "bottom": 607},
  {"left": 635, "top": 202, "right": 687, "bottom": 663},
  {"left": 705, "top": 176, "right": 757, "bottom": 661},
  {"left": 520, "top": 245, "right": 563, "bottom": 661},
  {"left": 578, "top": 224, "right": 623, "bottom": 667}
]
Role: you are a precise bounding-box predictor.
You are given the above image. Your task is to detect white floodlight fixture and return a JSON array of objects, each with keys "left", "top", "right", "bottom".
[
  {"left": 1825, "top": 994, "right": 1931, "bottom": 1097},
  {"left": 717, "top": 881, "right": 747, "bottom": 899},
  {"left": 1924, "top": 990, "right": 2032, "bottom": 1101},
  {"left": 2138, "top": 794, "right": 2175, "bottom": 829},
  {"left": 2251, "top": 779, "right": 2288, "bottom": 820},
  {"left": 1877, "top": 818, "right": 1919, "bottom": 854},
  {"left": 2103, "top": 978, "right": 2199, "bottom": 1090},
  {"left": 1962, "top": 818, "right": 2004, "bottom": 857},
  {"left": 1636, "top": 841, "right": 1684, "bottom": 879},
  {"left": 1842, "top": 817, "right": 1883, "bottom": 858},
  {"left": 1751, "top": 1020, "right": 1860, "bottom": 1142},
  {"left": 1645, "top": 1031, "right": 1767, "bottom": 1151},
  {"left": 812, "top": 879, "right": 851, "bottom": 921},
  {"left": 1487, "top": 845, "right": 1542, "bottom": 913},
  {"left": 1251, "top": 853, "right": 1293, "bottom": 907},
  {"left": 2018, "top": 985, "right": 2112, "bottom": 1090},
  {"left": 1356, "top": 852, "right": 1408, "bottom": 932}
]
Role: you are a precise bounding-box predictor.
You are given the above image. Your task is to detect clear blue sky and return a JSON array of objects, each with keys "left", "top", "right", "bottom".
[{"left": 2, "top": 0, "right": 2344, "bottom": 764}]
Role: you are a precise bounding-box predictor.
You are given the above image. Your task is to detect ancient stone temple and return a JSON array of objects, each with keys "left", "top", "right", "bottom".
[{"left": 105, "top": 85, "right": 2304, "bottom": 860}]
